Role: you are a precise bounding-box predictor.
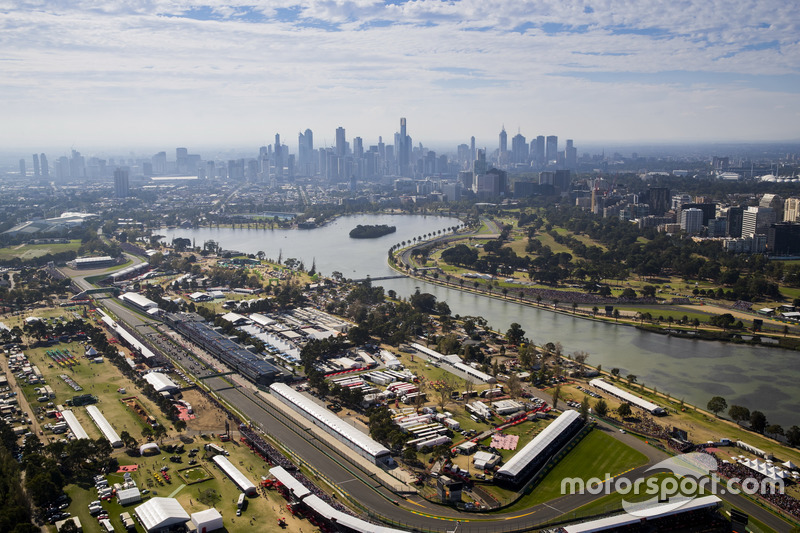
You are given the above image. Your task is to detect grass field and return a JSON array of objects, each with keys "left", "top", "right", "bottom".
[
  {"left": 19, "top": 340, "right": 164, "bottom": 442},
  {"left": 484, "top": 428, "right": 648, "bottom": 512},
  {"left": 0, "top": 240, "right": 81, "bottom": 261}
]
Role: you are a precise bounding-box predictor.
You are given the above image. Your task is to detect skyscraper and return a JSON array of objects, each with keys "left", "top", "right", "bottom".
[
  {"left": 40, "top": 153, "right": 49, "bottom": 178},
  {"left": 32, "top": 154, "right": 40, "bottom": 177},
  {"left": 274, "top": 133, "right": 283, "bottom": 178},
  {"left": 114, "top": 168, "right": 129, "bottom": 198},
  {"left": 680, "top": 208, "right": 703, "bottom": 235},
  {"left": 470, "top": 136, "right": 476, "bottom": 163},
  {"left": 335, "top": 127, "right": 346, "bottom": 157},
  {"left": 533, "top": 136, "right": 545, "bottom": 165},
  {"left": 511, "top": 133, "right": 527, "bottom": 164},
  {"left": 565, "top": 139, "right": 577, "bottom": 169},
  {"left": 499, "top": 126, "right": 507, "bottom": 156},
  {"left": 298, "top": 128, "right": 314, "bottom": 176},
  {"left": 399, "top": 118, "right": 411, "bottom": 177},
  {"left": 545, "top": 136, "right": 558, "bottom": 163},
  {"left": 648, "top": 187, "right": 671, "bottom": 216},
  {"left": 19, "top": 159, "right": 25, "bottom": 177}
]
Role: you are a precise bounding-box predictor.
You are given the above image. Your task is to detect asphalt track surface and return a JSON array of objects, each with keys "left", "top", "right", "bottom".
[{"left": 68, "top": 266, "right": 796, "bottom": 532}]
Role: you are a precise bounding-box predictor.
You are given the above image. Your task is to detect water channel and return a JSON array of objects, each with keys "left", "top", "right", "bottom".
[{"left": 168, "top": 214, "right": 799, "bottom": 427}]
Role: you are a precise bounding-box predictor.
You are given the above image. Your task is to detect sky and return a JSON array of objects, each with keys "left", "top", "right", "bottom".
[{"left": 2, "top": 0, "right": 800, "bottom": 153}]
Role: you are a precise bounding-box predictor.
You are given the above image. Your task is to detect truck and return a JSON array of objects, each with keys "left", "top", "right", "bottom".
[{"left": 237, "top": 493, "right": 246, "bottom": 509}]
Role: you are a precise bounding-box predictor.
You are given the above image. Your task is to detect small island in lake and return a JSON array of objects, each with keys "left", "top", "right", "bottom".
[{"left": 349, "top": 224, "right": 397, "bottom": 239}]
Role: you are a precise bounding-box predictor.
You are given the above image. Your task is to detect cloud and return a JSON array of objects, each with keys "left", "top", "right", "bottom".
[{"left": 1, "top": 0, "right": 799, "bottom": 149}]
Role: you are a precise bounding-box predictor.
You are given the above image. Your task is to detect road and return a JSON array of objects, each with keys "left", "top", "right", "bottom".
[{"left": 68, "top": 260, "right": 796, "bottom": 531}]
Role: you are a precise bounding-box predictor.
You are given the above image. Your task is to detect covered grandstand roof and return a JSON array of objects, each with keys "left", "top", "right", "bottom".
[
  {"left": 211, "top": 454, "right": 257, "bottom": 495},
  {"left": 120, "top": 292, "right": 158, "bottom": 310},
  {"left": 497, "top": 410, "right": 581, "bottom": 479},
  {"left": 143, "top": 372, "right": 179, "bottom": 393},
  {"left": 134, "top": 497, "right": 189, "bottom": 532},
  {"left": 561, "top": 495, "right": 721, "bottom": 532},
  {"left": 269, "top": 466, "right": 311, "bottom": 500},
  {"left": 589, "top": 379, "right": 666, "bottom": 415},
  {"left": 269, "top": 383, "right": 390, "bottom": 462}
]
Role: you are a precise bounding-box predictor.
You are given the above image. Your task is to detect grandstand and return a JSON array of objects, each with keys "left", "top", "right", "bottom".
[
  {"left": 494, "top": 410, "right": 583, "bottom": 488},
  {"left": 589, "top": 379, "right": 666, "bottom": 416},
  {"left": 559, "top": 495, "right": 722, "bottom": 532},
  {"left": 166, "top": 313, "right": 287, "bottom": 386},
  {"left": 269, "top": 383, "right": 391, "bottom": 466}
]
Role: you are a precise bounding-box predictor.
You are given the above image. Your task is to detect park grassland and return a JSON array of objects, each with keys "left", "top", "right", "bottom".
[
  {"left": 18, "top": 341, "right": 165, "bottom": 439},
  {"left": 484, "top": 428, "right": 648, "bottom": 512},
  {"left": 0, "top": 239, "right": 81, "bottom": 261}
]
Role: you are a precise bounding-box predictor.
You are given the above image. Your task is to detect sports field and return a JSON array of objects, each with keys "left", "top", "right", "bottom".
[{"left": 0, "top": 239, "right": 80, "bottom": 261}]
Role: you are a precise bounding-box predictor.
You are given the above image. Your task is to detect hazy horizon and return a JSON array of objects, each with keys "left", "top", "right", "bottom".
[{"left": 3, "top": 1, "right": 799, "bottom": 151}]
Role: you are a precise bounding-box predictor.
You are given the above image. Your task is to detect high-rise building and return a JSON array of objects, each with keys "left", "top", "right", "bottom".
[
  {"left": 473, "top": 149, "right": 487, "bottom": 175},
  {"left": 545, "top": 136, "right": 558, "bottom": 164},
  {"left": 742, "top": 206, "right": 776, "bottom": 236},
  {"left": 768, "top": 222, "right": 800, "bottom": 255},
  {"left": 533, "top": 136, "right": 545, "bottom": 165},
  {"left": 511, "top": 133, "right": 527, "bottom": 164},
  {"left": 298, "top": 128, "right": 314, "bottom": 176},
  {"left": 353, "top": 136, "right": 363, "bottom": 159},
  {"left": 470, "top": 136, "right": 476, "bottom": 163},
  {"left": 498, "top": 127, "right": 507, "bottom": 157},
  {"left": 335, "top": 127, "right": 346, "bottom": 157},
  {"left": 784, "top": 197, "right": 800, "bottom": 222},
  {"left": 726, "top": 206, "right": 744, "bottom": 238},
  {"left": 176, "top": 147, "right": 188, "bottom": 174},
  {"left": 69, "top": 150, "right": 85, "bottom": 179},
  {"left": 679, "top": 203, "right": 717, "bottom": 226},
  {"left": 648, "top": 187, "right": 671, "bottom": 216},
  {"left": 40, "top": 153, "right": 49, "bottom": 178},
  {"left": 565, "top": 139, "right": 577, "bottom": 169},
  {"left": 19, "top": 159, "right": 26, "bottom": 177},
  {"left": 274, "top": 133, "right": 283, "bottom": 178},
  {"left": 680, "top": 208, "right": 703, "bottom": 235},
  {"left": 398, "top": 118, "right": 411, "bottom": 177},
  {"left": 32, "top": 154, "right": 40, "bottom": 177},
  {"left": 114, "top": 168, "right": 129, "bottom": 198}
]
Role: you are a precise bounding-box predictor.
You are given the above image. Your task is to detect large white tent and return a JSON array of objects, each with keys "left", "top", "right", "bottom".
[
  {"left": 134, "top": 497, "right": 189, "bottom": 532},
  {"left": 191, "top": 508, "right": 224, "bottom": 533}
]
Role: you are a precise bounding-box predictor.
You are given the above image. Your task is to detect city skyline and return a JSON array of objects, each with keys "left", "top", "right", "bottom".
[{"left": 2, "top": 1, "right": 800, "bottom": 150}]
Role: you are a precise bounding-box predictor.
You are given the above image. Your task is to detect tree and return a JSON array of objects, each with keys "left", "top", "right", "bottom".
[
  {"left": 506, "top": 374, "right": 523, "bottom": 400},
  {"left": 750, "top": 411, "right": 768, "bottom": 434},
  {"left": 505, "top": 323, "right": 525, "bottom": 345},
  {"left": 594, "top": 399, "right": 609, "bottom": 417},
  {"left": 617, "top": 402, "right": 632, "bottom": 418},
  {"left": 728, "top": 405, "right": 750, "bottom": 425},
  {"left": 120, "top": 430, "right": 137, "bottom": 451},
  {"left": 551, "top": 384, "right": 561, "bottom": 410},
  {"left": 580, "top": 396, "right": 590, "bottom": 421},
  {"left": 787, "top": 425, "right": 800, "bottom": 447},
  {"left": 626, "top": 374, "right": 637, "bottom": 386},
  {"left": 572, "top": 351, "right": 589, "bottom": 376},
  {"left": 707, "top": 396, "right": 728, "bottom": 417},
  {"left": 610, "top": 368, "right": 620, "bottom": 379},
  {"left": 766, "top": 424, "right": 784, "bottom": 438}
]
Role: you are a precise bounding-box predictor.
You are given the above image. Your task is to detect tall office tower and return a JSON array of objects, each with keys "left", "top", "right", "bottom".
[
  {"left": 55, "top": 156, "right": 69, "bottom": 181},
  {"left": 114, "top": 168, "right": 129, "bottom": 198},
  {"left": 298, "top": 129, "right": 314, "bottom": 176},
  {"left": 680, "top": 208, "right": 703, "bottom": 235},
  {"left": 760, "top": 193, "right": 783, "bottom": 221},
  {"left": 19, "top": 159, "right": 25, "bottom": 177},
  {"left": 378, "top": 136, "right": 385, "bottom": 160},
  {"left": 499, "top": 126, "right": 507, "bottom": 156},
  {"left": 152, "top": 152, "right": 167, "bottom": 175},
  {"left": 545, "top": 136, "right": 558, "bottom": 164},
  {"left": 274, "top": 133, "right": 283, "bottom": 178},
  {"left": 69, "top": 150, "right": 85, "bottom": 179},
  {"left": 473, "top": 149, "right": 487, "bottom": 175},
  {"left": 534, "top": 136, "right": 545, "bottom": 165},
  {"left": 511, "top": 133, "right": 527, "bottom": 164},
  {"left": 726, "top": 206, "right": 744, "bottom": 237},
  {"left": 176, "top": 147, "right": 188, "bottom": 174},
  {"left": 565, "top": 139, "right": 577, "bottom": 169},
  {"left": 206, "top": 161, "right": 215, "bottom": 179},
  {"left": 335, "top": 127, "right": 346, "bottom": 157},
  {"left": 784, "top": 197, "right": 800, "bottom": 222},
  {"left": 768, "top": 223, "right": 800, "bottom": 255},
  {"left": 470, "top": 136, "right": 476, "bottom": 162},
  {"left": 647, "top": 187, "right": 671, "bottom": 216},
  {"left": 742, "top": 206, "right": 776, "bottom": 236},
  {"left": 353, "top": 136, "right": 363, "bottom": 159},
  {"left": 399, "top": 117, "right": 411, "bottom": 177},
  {"left": 32, "top": 154, "right": 40, "bottom": 177},
  {"left": 40, "top": 153, "right": 49, "bottom": 177}
]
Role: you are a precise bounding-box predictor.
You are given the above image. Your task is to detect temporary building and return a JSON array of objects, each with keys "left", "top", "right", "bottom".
[
  {"left": 117, "top": 487, "right": 142, "bottom": 505},
  {"left": 139, "top": 442, "right": 160, "bottom": 455},
  {"left": 134, "top": 497, "right": 189, "bottom": 532},
  {"left": 143, "top": 372, "right": 179, "bottom": 394},
  {"left": 191, "top": 509, "right": 224, "bottom": 533},
  {"left": 211, "top": 454, "right": 257, "bottom": 496}
]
